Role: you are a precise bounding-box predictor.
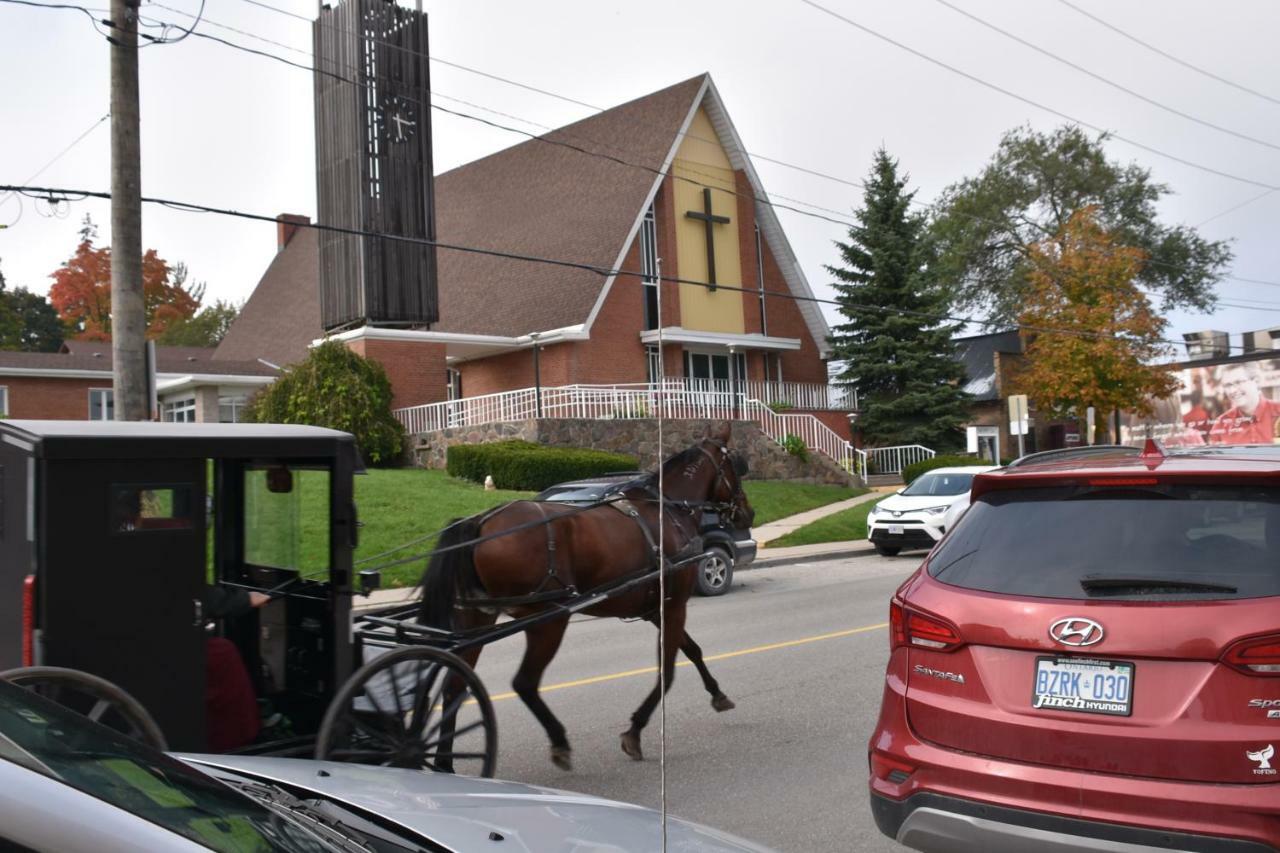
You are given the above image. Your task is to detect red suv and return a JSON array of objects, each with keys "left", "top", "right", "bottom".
[{"left": 869, "top": 444, "right": 1280, "bottom": 852}]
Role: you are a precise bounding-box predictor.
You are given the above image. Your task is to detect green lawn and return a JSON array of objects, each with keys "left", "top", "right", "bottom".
[
  {"left": 766, "top": 496, "right": 886, "bottom": 548},
  {"left": 742, "top": 481, "right": 868, "bottom": 526},
  {"left": 235, "top": 471, "right": 869, "bottom": 588},
  {"left": 354, "top": 470, "right": 534, "bottom": 586}
]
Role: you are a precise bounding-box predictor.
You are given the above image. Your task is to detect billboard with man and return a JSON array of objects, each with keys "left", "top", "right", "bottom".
[{"left": 1122, "top": 357, "right": 1280, "bottom": 447}]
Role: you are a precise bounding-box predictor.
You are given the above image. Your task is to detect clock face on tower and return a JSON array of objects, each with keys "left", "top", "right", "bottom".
[{"left": 383, "top": 95, "right": 417, "bottom": 144}]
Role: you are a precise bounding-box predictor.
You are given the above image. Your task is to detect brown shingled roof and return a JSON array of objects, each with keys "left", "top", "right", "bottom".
[
  {"left": 432, "top": 74, "right": 704, "bottom": 335},
  {"left": 0, "top": 348, "right": 276, "bottom": 376},
  {"left": 215, "top": 75, "right": 706, "bottom": 362},
  {"left": 214, "top": 226, "right": 321, "bottom": 365}
]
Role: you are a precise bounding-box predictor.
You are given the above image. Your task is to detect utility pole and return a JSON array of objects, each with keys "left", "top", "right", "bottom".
[{"left": 110, "top": 0, "right": 148, "bottom": 420}]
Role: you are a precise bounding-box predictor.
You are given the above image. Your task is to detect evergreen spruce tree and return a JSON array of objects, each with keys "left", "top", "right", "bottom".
[{"left": 828, "top": 149, "right": 970, "bottom": 451}]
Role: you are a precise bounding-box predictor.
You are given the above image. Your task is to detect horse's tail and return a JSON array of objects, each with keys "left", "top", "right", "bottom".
[{"left": 418, "top": 517, "right": 483, "bottom": 629}]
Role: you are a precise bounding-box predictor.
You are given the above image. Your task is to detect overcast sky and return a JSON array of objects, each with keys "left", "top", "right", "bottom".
[{"left": 2, "top": 0, "right": 1277, "bottom": 357}]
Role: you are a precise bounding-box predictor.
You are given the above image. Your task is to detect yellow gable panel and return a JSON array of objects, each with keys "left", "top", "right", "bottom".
[{"left": 673, "top": 109, "right": 742, "bottom": 335}]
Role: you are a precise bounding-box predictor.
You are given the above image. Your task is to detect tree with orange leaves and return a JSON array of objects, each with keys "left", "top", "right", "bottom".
[
  {"left": 49, "top": 217, "right": 202, "bottom": 340},
  {"left": 1012, "top": 207, "right": 1178, "bottom": 432}
]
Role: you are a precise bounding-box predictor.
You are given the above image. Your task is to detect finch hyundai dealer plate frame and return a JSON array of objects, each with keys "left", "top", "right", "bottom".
[{"left": 1032, "top": 656, "right": 1135, "bottom": 717}]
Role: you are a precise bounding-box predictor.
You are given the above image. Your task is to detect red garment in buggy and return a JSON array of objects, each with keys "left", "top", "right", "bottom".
[{"left": 205, "top": 637, "right": 260, "bottom": 752}]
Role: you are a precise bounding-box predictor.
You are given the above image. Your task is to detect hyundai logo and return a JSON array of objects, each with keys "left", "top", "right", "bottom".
[{"left": 1048, "top": 617, "right": 1105, "bottom": 647}]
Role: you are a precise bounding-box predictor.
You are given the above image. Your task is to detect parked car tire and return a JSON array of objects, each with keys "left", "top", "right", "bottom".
[
  {"left": 695, "top": 546, "right": 734, "bottom": 596},
  {"left": 874, "top": 544, "right": 901, "bottom": 557}
]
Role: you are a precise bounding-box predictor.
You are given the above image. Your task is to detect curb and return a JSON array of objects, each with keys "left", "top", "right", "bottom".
[{"left": 748, "top": 545, "right": 881, "bottom": 569}]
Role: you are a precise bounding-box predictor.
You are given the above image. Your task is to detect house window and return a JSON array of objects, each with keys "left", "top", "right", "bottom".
[
  {"left": 640, "top": 204, "right": 659, "bottom": 331},
  {"left": 684, "top": 351, "right": 747, "bottom": 391},
  {"left": 162, "top": 397, "right": 197, "bottom": 423},
  {"left": 446, "top": 368, "right": 462, "bottom": 401},
  {"left": 218, "top": 396, "right": 248, "bottom": 423},
  {"left": 0, "top": 386, "right": 8, "bottom": 417},
  {"left": 88, "top": 388, "right": 114, "bottom": 421},
  {"left": 645, "top": 346, "right": 663, "bottom": 384},
  {"left": 755, "top": 223, "right": 767, "bottom": 336}
]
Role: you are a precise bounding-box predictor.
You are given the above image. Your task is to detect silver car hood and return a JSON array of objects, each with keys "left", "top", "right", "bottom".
[{"left": 179, "top": 754, "right": 775, "bottom": 853}]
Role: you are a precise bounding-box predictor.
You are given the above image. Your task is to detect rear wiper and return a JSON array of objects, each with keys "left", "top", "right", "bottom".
[{"left": 1079, "top": 575, "right": 1237, "bottom": 594}]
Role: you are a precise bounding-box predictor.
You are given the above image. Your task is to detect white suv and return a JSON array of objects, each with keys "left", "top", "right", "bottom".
[{"left": 866, "top": 465, "right": 998, "bottom": 556}]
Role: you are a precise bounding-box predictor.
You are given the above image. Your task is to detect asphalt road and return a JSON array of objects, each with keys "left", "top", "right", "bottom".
[{"left": 466, "top": 553, "right": 919, "bottom": 853}]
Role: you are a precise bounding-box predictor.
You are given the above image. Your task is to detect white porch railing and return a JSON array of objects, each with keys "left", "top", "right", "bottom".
[
  {"left": 393, "top": 382, "right": 927, "bottom": 482},
  {"left": 865, "top": 444, "right": 936, "bottom": 476}
]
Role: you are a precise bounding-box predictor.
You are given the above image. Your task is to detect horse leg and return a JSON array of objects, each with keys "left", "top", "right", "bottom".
[
  {"left": 512, "top": 615, "right": 574, "bottom": 771},
  {"left": 621, "top": 603, "right": 686, "bottom": 761},
  {"left": 434, "top": 611, "right": 496, "bottom": 774},
  {"left": 644, "top": 616, "right": 735, "bottom": 713},
  {"left": 679, "top": 629, "right": 735, "bottom": 712}
]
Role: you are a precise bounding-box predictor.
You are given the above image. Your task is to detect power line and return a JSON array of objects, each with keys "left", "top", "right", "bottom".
[
  {"left": 122, "top": 0, "right": 1280, "bottom": 290},
  {"left": 0, "top": 112, "right": 110, "bottom": 228},
  {"left": 794, "top": 0, "right": 1280, "bottom": 192},
  {"left": 932, "top": 0, "right": 1280, "bottom": 153},
  {"left": 11, "top": 0, "right": 1276, "bottom": 295},
  {"left": 1196, "top": 188, "right": 1278, "bottom": 228},
  {"left": 2, "top": 181, "right": 1257, "bottom": 353},
  {"left": 1056, "top": 0, "right": 1280, "bottom": 109}
]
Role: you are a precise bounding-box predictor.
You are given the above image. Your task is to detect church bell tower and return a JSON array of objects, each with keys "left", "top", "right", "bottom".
[{"left": 313, "top": 0, "right": 438, "bottom": 331}]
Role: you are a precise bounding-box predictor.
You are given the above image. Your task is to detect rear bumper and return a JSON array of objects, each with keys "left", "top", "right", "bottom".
[
  {"left": 734, "top": 537, "right": 756, "bottom": 569},
  {"left": 871, "top": 791, "right": 1277, "bottom": 853},
  {"left": 868, "top": 665, "right": 1280, "bottom": 852}
]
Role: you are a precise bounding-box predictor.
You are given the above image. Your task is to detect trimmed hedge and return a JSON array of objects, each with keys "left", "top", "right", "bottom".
[
  {"left": 902, "top": 454, "right": 989, "bottom": 486},
  {"left": 446, "top": 441, "right": 637, "bottom": 491}
]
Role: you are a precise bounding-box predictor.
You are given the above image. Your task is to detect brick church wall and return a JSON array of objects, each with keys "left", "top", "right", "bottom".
[{"left": 345, "top": 339, "right": 447, "bottom": 410}]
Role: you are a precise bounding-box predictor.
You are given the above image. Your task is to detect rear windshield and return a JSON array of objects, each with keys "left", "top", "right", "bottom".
[
  {"left": 901, "top": 472, "right": 976, "bottom": 497},
  {"left": 929, "top": 484, "right": 1280, "bottom": 600}
]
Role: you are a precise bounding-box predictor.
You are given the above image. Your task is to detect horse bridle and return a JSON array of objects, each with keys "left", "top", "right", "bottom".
[{"left": 695, "top": 440, "right": 750, "bottom": 528}]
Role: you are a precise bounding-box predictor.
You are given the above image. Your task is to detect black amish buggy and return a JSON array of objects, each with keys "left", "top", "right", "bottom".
[
  {"left": 0, "top": 420, "right": 752, "bottom": 778},
  {"left": 0, "top": 420, "right": 362, "bottom": 754}
]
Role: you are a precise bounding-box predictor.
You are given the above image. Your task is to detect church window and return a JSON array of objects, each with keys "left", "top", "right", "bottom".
[{"left": 641, "top": 204, "right": 659, "bottom": 330}]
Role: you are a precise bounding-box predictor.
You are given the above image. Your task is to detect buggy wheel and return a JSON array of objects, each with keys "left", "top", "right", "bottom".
[
  {"left": 316, "top": 647, "right": 496, "bottom": 778},
  {"left": 0, "top": 666, "right": 168, "bottom": 751}
]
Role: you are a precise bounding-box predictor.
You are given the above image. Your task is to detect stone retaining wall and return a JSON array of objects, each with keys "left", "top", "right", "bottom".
[{"left": 412, "top": 418, "right": 856, "bottom": 485}]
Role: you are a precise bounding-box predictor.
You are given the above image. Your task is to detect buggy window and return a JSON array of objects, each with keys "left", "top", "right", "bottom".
[
  {"left": 243, "top": 466, "right": 330, "bottom": 573},
  {"left": 111, "top": 486, "right": 195, "bottom": 533},
  {"left": 929, "top": 485, "right": 1280, "bottom": 600}
]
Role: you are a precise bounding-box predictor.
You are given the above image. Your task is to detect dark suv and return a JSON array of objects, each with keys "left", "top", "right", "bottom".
[
  {"left": 534, "top": 473, "right": 756, "bottom": 596},
  {"left": 869, "top": 442, "right": 1280, "bottom": 852}
]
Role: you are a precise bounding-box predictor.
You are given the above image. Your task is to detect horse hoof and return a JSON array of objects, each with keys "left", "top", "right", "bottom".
[
  {"left": 550, "top": 746, "right": 573, "bottom": 772},
  {"left": 620, "top": 731, "right": 643, "bottom": 761},
  {"left": 712, "top": 694, "right": 736, "bottom": 712}
]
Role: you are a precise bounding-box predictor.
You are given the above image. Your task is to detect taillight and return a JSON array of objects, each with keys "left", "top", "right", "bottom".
[
  {"left": 889, "top": 597, "right": 963, "bottom": 652},
  {"left": 1223, "top": 633, "right": 1280, "bottom": 676},
  {"left": 22, "top": 575, "right": 35, "bottom": 667}
]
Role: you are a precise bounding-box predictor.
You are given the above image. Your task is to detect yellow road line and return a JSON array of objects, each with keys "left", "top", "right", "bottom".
[{"left": 486, "top": 621, "right": 888, "bottom": 703}]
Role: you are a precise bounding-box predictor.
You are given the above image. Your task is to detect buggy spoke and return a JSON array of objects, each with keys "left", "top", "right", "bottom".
[
  {"left": 350, "top": 713, "right": 401, "bottom": 749},
  {"left": 386, "top": 662, "right": 406, "bottom": 717},
  {"left": 424, "top": 750, "right": 487, "bottom": 761},
  {"left": 420, "top": 688, "right": 470, "bottom": 741},
  {"left": 422, "top": 719, "right": 485, "bottom": 749}
]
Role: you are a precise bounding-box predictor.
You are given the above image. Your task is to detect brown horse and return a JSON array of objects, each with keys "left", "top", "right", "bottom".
[{"left": 418, "top": 425, "right": 755, "bottom": 770}]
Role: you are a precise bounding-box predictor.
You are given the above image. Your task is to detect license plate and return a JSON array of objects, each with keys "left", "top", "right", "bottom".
[
  {"left": 1032, "top": 657, "right": 1134, "bottom": 716},
  {"left": 887, "top": 525, "right": 904, "bottom": 535}
]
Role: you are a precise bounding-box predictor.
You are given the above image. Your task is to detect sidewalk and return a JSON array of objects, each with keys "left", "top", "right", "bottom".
[{"left": 752, "top": 488, "right": 889, "bottom": 546}]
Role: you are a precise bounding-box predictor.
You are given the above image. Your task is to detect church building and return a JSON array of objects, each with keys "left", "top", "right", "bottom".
[{"left": 214, "top": 74, "right": 850, "bottom": 439}]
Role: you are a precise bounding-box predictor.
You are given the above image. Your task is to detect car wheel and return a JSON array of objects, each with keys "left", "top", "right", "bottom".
[
  {"left": 874, "top": 544, "right": 901, "bottom": 557},
  {"left": 695, "top": 546, "right": 734, "bottom": 596}
]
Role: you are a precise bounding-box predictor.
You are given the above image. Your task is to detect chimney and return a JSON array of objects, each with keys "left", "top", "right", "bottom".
[{"left": 276, "top": 214, "right": 311, "bottom": 252}]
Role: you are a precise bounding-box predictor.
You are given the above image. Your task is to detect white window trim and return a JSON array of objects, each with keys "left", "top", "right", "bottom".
[{"left": 88, "top": 387, "right": 113, "bottom": 421}]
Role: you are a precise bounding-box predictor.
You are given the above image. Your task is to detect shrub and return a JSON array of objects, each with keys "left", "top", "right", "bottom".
[
  {"left": 446, "top": 441, "right": 637, "bottom": 491},
  {"left": 245, "top": 340, "right": 405, "bottom": 466},
  {"left": 902, "top": 453, "right": 986, "bottom": 486},
  {"left": 781, "top": 433, "right": 808, "bottom": 461}
]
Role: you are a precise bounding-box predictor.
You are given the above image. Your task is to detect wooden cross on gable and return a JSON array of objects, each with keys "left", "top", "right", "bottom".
[{"left": 685, "top": 187, "right": 731, "bottom": 292}]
